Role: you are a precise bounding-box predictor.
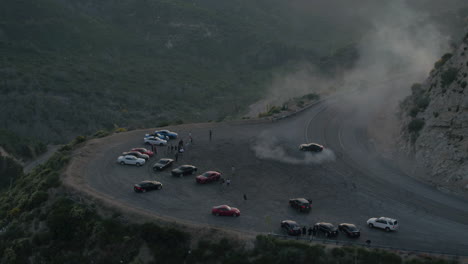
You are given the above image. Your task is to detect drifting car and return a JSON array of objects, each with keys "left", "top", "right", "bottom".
[
  {"left": 211, "top": 205, "right": 240, "bottom": 217},
  {"left": 367, "top": 217, "right": 399, "bottom": 232},
  {"left": 155, "top": 130, "right": 178, "bottom": 139},
  {"left": 338, "top": 223, "right": 360, "bottom": 238},
  {"left": 134, "top": 181, "right": 163, "bottom": 193},
  {"left": 196, "top": 171, "right": 222, "bottom": 184},
  {"left": 281, "top": 220, "right": 301, "bottom": 236},
  {"left": 117, "top": 155, "right": 146, "bottom": 167},
  {"left": 314, "top": 222, "right": 338, "bottom": 237},
  {"left": 289, "top": 198, "right": 312, "bottom": 212},
  {"left": 153, "top": 158, "right": 175, "bottom": 171},
  {"left": 131, "top": 148, "right": 154, "bottom": 157},
  {"left": 299, "top": 143, "right": 324, "bottom": 152},
  {"left": 144, "top": 136, "right": 167, "bottom": 146},
  {"left": 171, "top": 165, "right": 197, "bottom": 177},
  {"left": 122, "top": 151, "right": 149, "bottom": 161}
]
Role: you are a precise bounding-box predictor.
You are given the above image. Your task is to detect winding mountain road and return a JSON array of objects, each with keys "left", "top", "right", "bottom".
[{"left": 67, "top": 96, "right": 468, "bottom": 255}]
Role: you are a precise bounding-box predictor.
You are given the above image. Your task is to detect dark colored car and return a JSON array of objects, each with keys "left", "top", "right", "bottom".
[
  {"left": 155, "top": 130, "right": 178, "bottom": 139},
  {"left": 299, "top": 143, "right": 324, "bottom": 152},
  {"left": 171, "top": 165, "right": 197, "bottom": 177},
  {"left": 196, "top": 171, "right": 221, "bottom": 184},
  {"left": 122, "top": 151, "right": 150, "bottom": 161},
  {"left": 281, "top": 220, "right": 302, "bottom": 236},
  {"left": 211, "top": 205, "right": 240, "bottom": 217},
  {"left": 131, "top": 148, "right": 154, "bottom": 157},
  {"left": 134, "top": 181, "right": 163, "bottom": 193},
  {"left": 153, "top": 158, "right": 175, "bottom": 171},
  {"left": 289, "top": 198, "right": 312, "bottom": 212},
  {"left": 314, "top": 222, "right": 338, "bottom": 237},
  {"left": 338, "top": 223, "right": 360, "bottom": 238}
]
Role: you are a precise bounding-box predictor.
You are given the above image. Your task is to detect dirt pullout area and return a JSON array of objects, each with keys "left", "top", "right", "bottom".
[{"left": 63, "top": 123, "right": 258, "bottom": 246}]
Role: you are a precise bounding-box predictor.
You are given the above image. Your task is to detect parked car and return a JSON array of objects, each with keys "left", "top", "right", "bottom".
[
  {"left": 131, "top": 148, "right": 154, "bottom": 157},
  {"left": 211, "top": 205, "right": 240, "bottom": 217},
  {"left": 171, "top": 165, "right": 197, "bottom": 177},
  {"left": 117, "top": 155, "right": 146, "bottom": 166},
  {"left": 367, "top": 217, "right": 399, "bottom": 232},
  {"left": 314, "top": 222, "right": 338, "bottom": 237},
  {"left": 145, "top": 133, "right": 170, "bottom": 141},
  {"left": 134, "top": 181, "right": 163, "bottom": 193},
  {"left": 122, "top": 151, "right": 149, "bottom": 161},
  {"left": 144, "top": 136, "right": 167, "bottom": 146},
  {"left": 153, "top": 158, "right": 174, "bottom": 171},
  {"left": 155, "top": 130, "right": 178, "bottom": 139},
  {"left": 338, "top": 223, "right": 360, "bottom": 238},
  {"left": 196, "top": 171, "right": 221, "bottom": 184},
  {"left": 299, "top": 143, "right": 324, "bottom": 152},
  {"left": 281, "top": 220, "right": 301, "bottom": 236},
  {"left": 289, "top": 198, "right": 312, "bottom": 212}
]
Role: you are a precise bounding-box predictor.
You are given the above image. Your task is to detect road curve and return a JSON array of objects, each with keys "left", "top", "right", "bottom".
[{"left": 75, "top": 97, "right": 468, "bottom": 255}]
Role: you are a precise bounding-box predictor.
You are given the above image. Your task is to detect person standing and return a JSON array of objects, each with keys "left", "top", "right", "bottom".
[
  {"left": 312, "top": 226, "right": 317, "bottom": 237},
  {"left": 153, "top": 144, "right": 157, "bottom": 155},
  {"left": 175, "top": 152, "right": 179, "bottom": 162},
  {"left": 302, "top": 226, "right": 307, "bottom": 235},
  {"left": 231, "top": 165, "right": 235, "bottom": 177},
  {"left": 308, "top": 227, "right": 313, "bottom": 237},
  {"left": 209, "top": 129, "right": 212, "bottom": 141},
  {"left": 226, "top": 179, "right": 231, "bottom": 186},
  {"left": 243, "top": 194, "right": 247, "bottom": 200}
]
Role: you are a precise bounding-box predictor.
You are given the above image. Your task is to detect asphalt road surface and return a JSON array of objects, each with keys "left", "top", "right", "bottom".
[{"left": 81, "top": 97, "right": 468, "bottom": 255}]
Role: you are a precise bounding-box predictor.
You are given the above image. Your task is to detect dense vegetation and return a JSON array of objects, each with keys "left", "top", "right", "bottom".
[
  {"left": 0, "top": 0, "right": 363, "bottom": 144},
  {"left": 0, "top": 129, "right": 47, "bottom": 160}
]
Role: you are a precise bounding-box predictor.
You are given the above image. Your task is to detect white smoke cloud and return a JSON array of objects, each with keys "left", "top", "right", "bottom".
[
  {"left": 258, "top": 0, "right": 452, "bottom": 114},
  {"left": 252, "top": 133, "right": 336, "bottom": 165}
]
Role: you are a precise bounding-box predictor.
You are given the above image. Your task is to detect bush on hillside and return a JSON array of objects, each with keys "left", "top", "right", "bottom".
[
  {"left": 434, "top": 53, "right": 452, "bottom": 69},
  {"left": 441, "top": 68, "right": 458, "bottom": 87},
  {"left": 408, "top": 118, "right": 425, "bottom": 133}
]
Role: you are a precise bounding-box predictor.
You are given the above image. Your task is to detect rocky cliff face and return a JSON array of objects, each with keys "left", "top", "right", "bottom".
[{"left": 399, "top": 33, "right": 468, "bottom": 193}]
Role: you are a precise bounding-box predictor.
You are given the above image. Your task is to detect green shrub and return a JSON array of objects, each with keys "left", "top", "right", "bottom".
[
  {"left": 114, "top": 127, "right": 127, "bottom": 133},
  {"left": 415, "top": 96, "right": 430, "bottom": 110},
  {"left": 93, "top": 130, "right": 110, "bottom": 138},
  {"left": 27, "top": 191, "right": 49, "bottom": 209},
  {"left": 296, "top": 100, "right": 304, "bottom": 107},
  {"left": 434, "top": 53, "right": 452, "bottom": 69},
  {"left": 441, "top": 67, "right": 458, "bottom": 87},
  {"left": 73, "top": 136, "right": 87, "bottom": 145},
  {"left": 461, "top": 81, "right": 467, "bottom": 89},
  {"left": 409, "top": 107, "right": 419, "bottom": 117},
  {"left": 408, "top": 119, "right": 425, "bottom": 133},
  {"left": 267, "top": 105, "right": 282, "bottom": 115}
]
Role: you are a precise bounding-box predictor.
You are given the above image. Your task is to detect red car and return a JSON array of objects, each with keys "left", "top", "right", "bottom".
[
  {"left": 196, "top": 171, "right": 221, "bottom": 184},
  {"left": 211, "top": 205, "right": 240, "bottom": 217},
  {"left": 131, "top": 148, "right": 154, "bottom": 157}
]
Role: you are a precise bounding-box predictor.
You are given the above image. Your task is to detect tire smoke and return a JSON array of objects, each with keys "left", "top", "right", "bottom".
[{"left": 252, "top": 135, "right": 335, "bottom": 165}]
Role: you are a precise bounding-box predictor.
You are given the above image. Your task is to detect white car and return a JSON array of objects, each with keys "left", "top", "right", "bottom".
[
  {"left": 117, "top": 155, "right": 146, "bottom": 167},
  {"left": 367, "top": 217, "right": 399, "bottom": 232},
  {"left": 144, "top": 136, "right": 167, "bottom": 146}
]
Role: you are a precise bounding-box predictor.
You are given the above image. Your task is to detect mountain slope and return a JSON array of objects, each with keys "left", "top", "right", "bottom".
[{"left": 399, "top": 33, "right": 468, "bottom": 193}]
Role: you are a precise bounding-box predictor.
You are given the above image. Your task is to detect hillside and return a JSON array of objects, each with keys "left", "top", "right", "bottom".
[
  {"left": 0, "top": 0, "right": 364, "bottom": 144},
  {"left": 399, "top": 33, "right": 468, "bottom": 194},
  {"left": 2, "top": 0, "right": 467, "bottom": 144}
]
